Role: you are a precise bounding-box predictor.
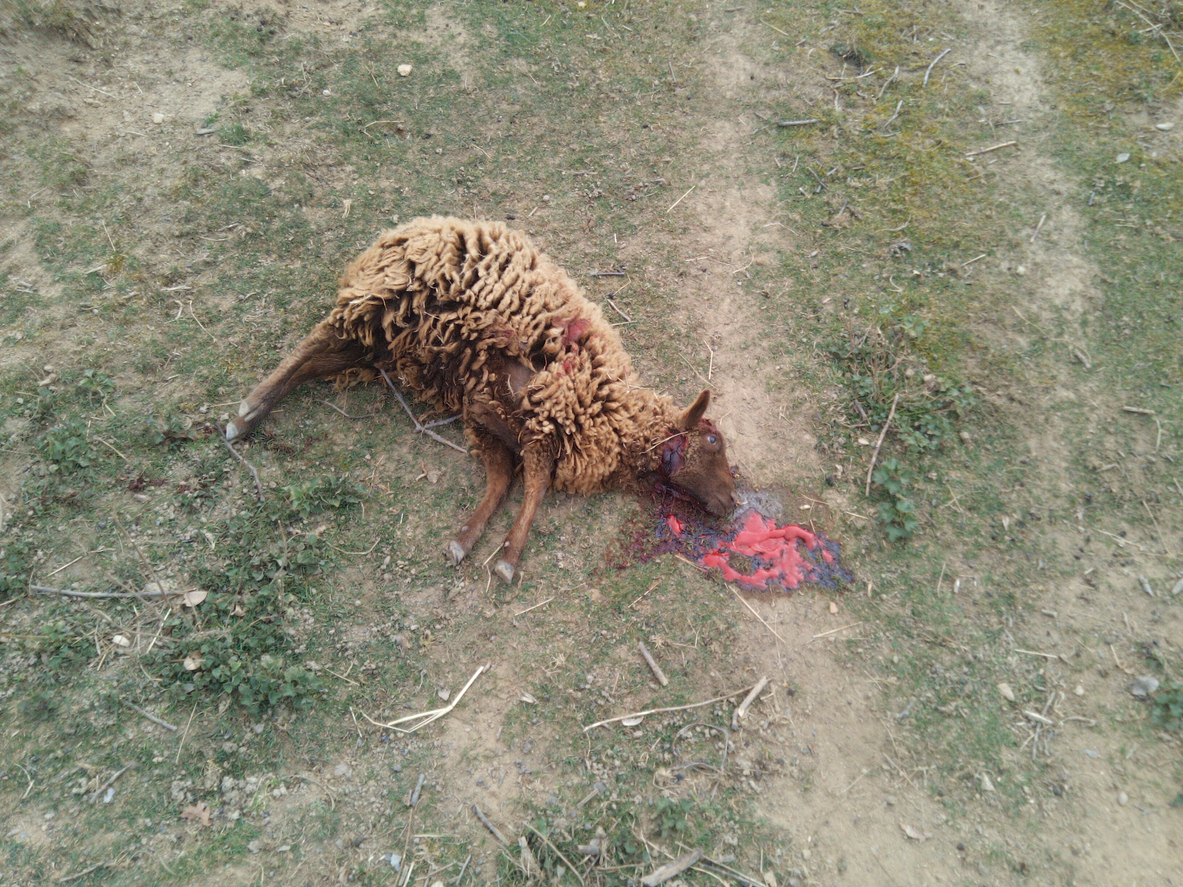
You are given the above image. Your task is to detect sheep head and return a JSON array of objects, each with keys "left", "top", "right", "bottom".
[{"left": 659, "top": 390, "right": 737, "bottom": 517}]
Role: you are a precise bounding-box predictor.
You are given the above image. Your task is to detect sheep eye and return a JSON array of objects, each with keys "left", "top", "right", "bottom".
[{"left": 706, "top": 434, "right": 717, "bottom": 445}]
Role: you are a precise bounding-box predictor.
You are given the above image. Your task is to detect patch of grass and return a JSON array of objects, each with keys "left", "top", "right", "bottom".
[
  {"left": 1022, "top": 0, "right": 1183, "bottom": 115},
  {"left": 38, "top": 418, "right": 96, "bottom": 473},
  {"left": 1150, "top": 682, "right": 1183, "bottom": 732},
  {"left": 871, "top": 458, "right": 920, "bottom": 541}
]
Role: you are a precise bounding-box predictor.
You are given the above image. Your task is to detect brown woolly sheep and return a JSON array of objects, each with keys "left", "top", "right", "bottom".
[{"left": 226, "top": 217, "right": 737, "bottom": 582}]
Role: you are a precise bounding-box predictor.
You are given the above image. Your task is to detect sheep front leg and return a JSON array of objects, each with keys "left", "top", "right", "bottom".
[
  {"left": 226, "top": 325, "right": 367, "bottom": 441},
  {"left": 493, "top": 443, "right": 556, "bottom": 584},
  {"left": 447, "top": 431, "right": 516, "bottom": 566}
]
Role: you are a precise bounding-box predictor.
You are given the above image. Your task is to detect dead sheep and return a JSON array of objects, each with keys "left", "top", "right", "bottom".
[{"left": 226, "top": 216, "right": 737, "bottom": 582}]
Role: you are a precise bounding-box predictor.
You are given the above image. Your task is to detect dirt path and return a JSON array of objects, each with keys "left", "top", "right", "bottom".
[{"left": 676, "top": 3, "right": 1182, "bottom": 885}]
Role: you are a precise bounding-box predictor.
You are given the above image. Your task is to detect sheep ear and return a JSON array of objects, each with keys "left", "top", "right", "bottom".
[{"left": 680, "top": 389, "right": 711, "bottom": 430}]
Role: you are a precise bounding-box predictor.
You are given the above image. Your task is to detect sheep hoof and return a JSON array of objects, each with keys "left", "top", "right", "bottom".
[
  {"left": 494, "top": 560, "right": 515, "bottom": 584},
  {"left": 446, "top": 540, "right": 467, "bottom": 566},
  {"left": 226, "top": 400, "right": 260, "bottom": 441}
]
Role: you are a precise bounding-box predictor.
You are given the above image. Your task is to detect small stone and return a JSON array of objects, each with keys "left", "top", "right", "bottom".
[
  {"left": 1155, "top": 122, "right": 1174, "bottom": 131},
  {"left": 1117, "top": 791, "right": 1128, "bottom": 806},
  {"left": 397, "top": 64, "right": 412, "bottom": 77},
  {"left": 980, "top": 773, "right": 995, "bottom": 792},
  {"left": 1074, "top": 685, "right": 1084, "bottom": 696},
  {"left": 1116, "top": 152, "right": 1130, "bottom": 163},
  {"left": 959, "top": 431, "right": 971, "bottom": 443},
  {"left": 1015, "top": 264, "right": 1026, "bottom": 276},
  {"left": 153, "top": 112, "right": 165, "bottom": 124},
  {"left": 997, "top": 682, "right": 1016, "bottom": 702},
  {"left": 1128, "top": 676, "right": 1159, "bottom": 698}
]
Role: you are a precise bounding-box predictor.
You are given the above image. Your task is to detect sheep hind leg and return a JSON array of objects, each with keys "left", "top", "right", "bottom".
[
  {"left": 492, "top": 444, "right": 556, "bottom": 584},
  {"left": 447, "top": 432, "right": 516, "bottom": 566},
  {"left": 226, "top": 326, "right": 368, "bottom": 441}
]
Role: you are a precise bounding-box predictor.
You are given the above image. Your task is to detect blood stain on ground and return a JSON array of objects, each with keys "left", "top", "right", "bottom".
[{"left": 614, "top": 490, "right": 851, "bottom": 592}]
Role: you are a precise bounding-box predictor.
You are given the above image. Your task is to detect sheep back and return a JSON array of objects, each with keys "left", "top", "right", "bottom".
[{"left": 317, "top": 217, "right": 680, "bottom": 495}]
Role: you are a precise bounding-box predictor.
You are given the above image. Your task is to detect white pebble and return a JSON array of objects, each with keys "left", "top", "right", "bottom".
[
  {"left": 1116, "top": 152, "right": 1130, "bottom": 163},
  {"left": 997, "top": 682, "right": 1016, "bottom": 702},
  {"left": 1155, "top": 122, "right": 1174, "bottom": 131},
  {"left": 152, "top": 112, "right": 165, "bottom": 124},
  {"left": 398, "top": 64, "right": 412, "bottom": 77},
  {"left": 1117, "top": 791, "right": 1128, "bottom": 806}
]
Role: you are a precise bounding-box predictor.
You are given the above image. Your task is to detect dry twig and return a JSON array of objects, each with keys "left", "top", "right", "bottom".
[
  {"left": 221, "top": 434, "right": 264, "bottom": 501},
  {"left": 865, "top": 392, "right": 901, "bottom": 496},
  {"left": 122, "top": 701, "right": 177, "bottom": 732},
  {"left": 922, "top": 47, "right": 952, "bottom": 87},
  {"left": 379, "top": 368, "right": 467, "bottom": 453},
  {"left": 731, "top": 676, "right": 769, "bottom": 730},
  {"left": 526, "top": 824, "right": 585, "bottom": 886},
  {"left": 642, "top": 850, "right": 703, "bottom": 886},
  {"left": 965, "top": 140, "right": 1018, "bottom": 158},
  {"left": 583, "top": 683, "right": 761, "bottom": 732},
  {"left": 638, "top": 641, "right": 669, "bottom": 687},
  {"left": 473, "top": 804, "right": 509, "bottom": 845}
]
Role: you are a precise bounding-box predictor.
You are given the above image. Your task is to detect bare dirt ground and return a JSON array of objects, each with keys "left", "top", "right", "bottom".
[{"left": 1, "top": 1, "right": 1181, "bottom": 885}]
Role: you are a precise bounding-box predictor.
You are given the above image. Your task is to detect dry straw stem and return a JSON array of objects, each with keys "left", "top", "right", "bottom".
[
  {"left": 362, "top": 664, "right": 488, "bottom": 733},
  {"left": 1030, "top": 213, "right": 1047, "bottom": 243},
  {"left": 583, "top": 682, "right": 762, "bottom": 732},
  {"left": 667, "top": 184, "right": 696, "bottom": 213},
  {"left": 513, "top": 597, "right": 553, "bottom": 617},
  {"left": 728, "top": 585, "right": 786, "bottom": 643},
  {"left": 864, "top": 391, "right": 901, "bottom": 496},
  {"left": 812, "top": 621, "right": 865, "bottom": 640}
]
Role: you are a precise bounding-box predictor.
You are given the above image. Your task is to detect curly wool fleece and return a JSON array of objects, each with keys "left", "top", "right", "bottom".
[{"left": 321, "top": 216, "right": 689, "bottom": 496}]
